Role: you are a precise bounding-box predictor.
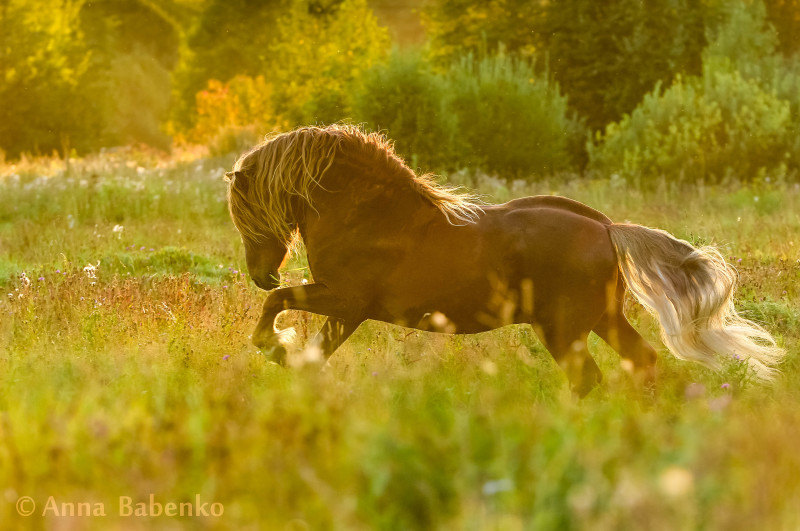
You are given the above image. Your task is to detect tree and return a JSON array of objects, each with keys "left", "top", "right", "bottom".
[
  {"left": 80, "top": 0, "right": 180, "bottom": 148},
  {"left": 269, "top": 0, "right": 389, "bottom": 124},
  {"left": 421, "top": 0, "right": 543, "bottom": 65},
  {"left": 421, "top": 0, "right": 708, "bottom": 131},
  {"left": 0, "top": 0, "right": 100, "bottom": 157},
  {"left": 171, "top": 0, "right": 283, "bottom": 130},
  {"left": 541, "top": 0, "right": 708, "bottom": 131},
  {"left": 764, "top": 0, "right": 800, "bottom": 57}
]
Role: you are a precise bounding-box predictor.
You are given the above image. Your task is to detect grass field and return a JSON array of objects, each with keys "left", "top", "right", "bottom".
[{"left": 1, "top": 153, "right": 800, "bottom": 529}]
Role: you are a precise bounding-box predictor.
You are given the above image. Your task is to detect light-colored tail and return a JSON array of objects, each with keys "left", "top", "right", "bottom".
[{"left": 608, "top": 223, "right": 784, "bottom": 380}]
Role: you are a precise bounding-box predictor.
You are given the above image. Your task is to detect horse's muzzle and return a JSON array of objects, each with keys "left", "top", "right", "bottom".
[{"left": 251, "top": 274, "right": 280, "bottom": 291}]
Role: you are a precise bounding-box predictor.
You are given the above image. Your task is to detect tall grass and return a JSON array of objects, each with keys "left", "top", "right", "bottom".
[{"left": 1, "top": 157, "right": 799, "bottom": 527}]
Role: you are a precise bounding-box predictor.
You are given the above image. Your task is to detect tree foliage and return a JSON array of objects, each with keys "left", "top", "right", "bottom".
[
  {"left": 268, "top": 0, "right": 389, "bottom": 124},
  {"left": 542, "top": 0, "right": 707, "bottom": 131},
  {"left": 421, "top": 0, "right": 543, "bottom": 64},
  {"left": 0, "top": 0, "right": 98, "bottom": 157},
  {"left": 764, "top": 0, "right": 800, "bottom": 57},
  {"left": 80, "top": 0, "right": 180, "bottom": 148},
  {"left": 422, "top": 0, "right": 708, "bottom": 131},
  {"left": 589, "top": 66, "right": 798, "bottom": 183},
  {"left": 171, "top": 0, "right": 283, "bottom": 129}
]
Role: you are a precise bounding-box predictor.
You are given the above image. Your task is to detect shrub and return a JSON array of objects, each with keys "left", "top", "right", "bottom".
[
  {"left": 352, "top": 51, "right": 460, "bottom": 171},
  {"left": 101, "top": 48, "right": 172, "bottom": 150},
  {"left": 704, "top": 0, "right": 800, "bottom": 132},
  {"left": 763, "top": 0, "right": 800, "bottom": 57},
  {"left": 588, "top": 64, "right": 797, "bottom": 183},
  {"left": 445, "top": 51, "right": 585, "bottom": 177},
  {"left": 189, "top": 76, "right": 285, "bottom": 150}
]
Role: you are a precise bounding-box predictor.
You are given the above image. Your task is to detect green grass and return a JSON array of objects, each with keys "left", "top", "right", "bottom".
[{"left": 1, "top": 156, "right": 800, "bottom": 528}]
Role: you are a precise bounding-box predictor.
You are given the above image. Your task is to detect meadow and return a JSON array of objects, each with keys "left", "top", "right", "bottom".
[{"left": 1, "top": 153, "right": 800, "bottom": 529}]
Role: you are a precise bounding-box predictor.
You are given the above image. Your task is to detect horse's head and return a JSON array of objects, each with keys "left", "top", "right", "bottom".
[
  {"left": 241, "top": 232, "right": 288, "bottom": 290},
  {"left": 226, "top": 168, "right": 291, "bottom": 291}
]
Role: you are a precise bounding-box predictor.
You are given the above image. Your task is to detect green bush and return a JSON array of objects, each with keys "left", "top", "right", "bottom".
[
  {"left": 704, "top": 0, "right": 800, "bottom": 132},
  {"left": 355, "top": 49, "right": 585, "bottom": 177},
  {"left": 588, "top": 63, "right": 797, "bottom": 183},
  {"left": 445, "top": 51, "right": 585, "bottom": 177},
  {"left": 352, "top": 51, "right": 460, "bottom": 171}
]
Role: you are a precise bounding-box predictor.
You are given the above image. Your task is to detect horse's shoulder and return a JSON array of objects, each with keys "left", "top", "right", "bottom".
[{"left": 497, "top": 195, "right": 613, "bottom": 225}]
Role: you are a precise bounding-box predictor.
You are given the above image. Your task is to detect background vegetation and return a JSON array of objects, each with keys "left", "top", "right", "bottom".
[
  {"left": 2, "top": 0, "right": 800, "bottom": 183},
  {"left": 3, "top": 0, "right": 800, "bottom": 528}
]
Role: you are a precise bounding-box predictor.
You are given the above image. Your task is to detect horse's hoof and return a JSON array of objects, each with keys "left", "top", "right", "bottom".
[
  {"left": 261, "top": 345, "right": 288, "bottom": 366},
  {"left": 274, "top": 327, "right": 297, "bottom": 346}
]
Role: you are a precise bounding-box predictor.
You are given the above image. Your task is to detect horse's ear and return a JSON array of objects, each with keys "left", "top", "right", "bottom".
[{"left": 227, "top": 170, "right": 248, "bottom": 193}]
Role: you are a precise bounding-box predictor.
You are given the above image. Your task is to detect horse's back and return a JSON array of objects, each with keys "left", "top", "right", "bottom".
[
  {"left": 483, "top": 196, "right": 618, "bottom": 289},
  {"left": 479, "top": 197, "right": 618, "bottom": 332},
  {"left": 498, "top": 195, "right": 613, "bottom": 225}
]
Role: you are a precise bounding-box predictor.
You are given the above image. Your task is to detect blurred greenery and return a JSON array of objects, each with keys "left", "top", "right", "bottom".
[
  {"left": 2, "top": 158, "right": 800, "bottom": 527},
  {"left": 2, "top": 0, "right": 800, "bottom": 182},
  {"left": 3, "top": 1, "right": 800, "bottom": 527}
]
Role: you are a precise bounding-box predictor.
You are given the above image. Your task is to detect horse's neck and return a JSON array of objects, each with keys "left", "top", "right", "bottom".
[{"left": 324, "top": 159, "right": 440, "bottom": 218}]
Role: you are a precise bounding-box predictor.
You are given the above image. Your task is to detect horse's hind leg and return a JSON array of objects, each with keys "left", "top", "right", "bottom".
[
  {"left": 592, "top": 301, "right": 657, "bottom": 387},
  {"left": 311, "top": 317, "right": 362, "bottom": 359},
  {"left": 541, "top": 327, "right": 603, "bottom": 398}
]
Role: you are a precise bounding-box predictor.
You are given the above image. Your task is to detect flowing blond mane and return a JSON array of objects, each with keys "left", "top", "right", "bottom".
[{"left": 226, "top": 124, "right": 482, "bottom": 243}]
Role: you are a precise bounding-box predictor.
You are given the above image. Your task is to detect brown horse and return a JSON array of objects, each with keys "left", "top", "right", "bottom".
[{"left": 225, "top": 125, "right": 783, "bottom": 395}]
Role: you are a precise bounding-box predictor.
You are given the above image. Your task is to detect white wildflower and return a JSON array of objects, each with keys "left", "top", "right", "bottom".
[
  {"left": 83, "top": 261, "right": 100, "bottom": 284},
  {"left": 482, "top": 478, "right": 513, "bottom": 496}
]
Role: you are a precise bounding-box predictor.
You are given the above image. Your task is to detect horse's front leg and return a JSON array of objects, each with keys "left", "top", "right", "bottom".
[{"left": 251, "top": 283, "right": 360, "bottom": 361}]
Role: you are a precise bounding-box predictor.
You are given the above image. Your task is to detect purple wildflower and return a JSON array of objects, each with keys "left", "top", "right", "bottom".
[
  {"left": 721, "top": 383, "right": 730, "bottom": 390},
  {"left": 223, "top": 355, "right": 230, "bottom": 361}
]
